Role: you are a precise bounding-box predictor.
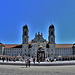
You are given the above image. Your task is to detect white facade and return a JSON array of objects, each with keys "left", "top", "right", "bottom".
[
  {"left": 55, "top": 48, "right": 73, "bottom": 56},
  {"left": 0, "top": 24, "right": 74, "bottom": 61},
  {"left": 0, "top": 43, "right": 4, "bottom": 55},
  {"left": 5, "top": 48, "right": 22, "bottom": 56}
]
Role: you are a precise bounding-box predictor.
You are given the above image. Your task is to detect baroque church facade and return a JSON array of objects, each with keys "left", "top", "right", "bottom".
[
  {"left": 22, "top": 24, "right": 55, "bottom": 61},
  {"left": 0, "top": 23, "right": 75, "bottom": 61}
]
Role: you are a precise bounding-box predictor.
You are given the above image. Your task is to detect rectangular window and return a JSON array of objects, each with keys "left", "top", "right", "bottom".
[
  {"left": 25, "top": 49, "right": 26, "bottom": 52},
  {"left": 51, "top": 49, "right": 53, "bottom": 52}
]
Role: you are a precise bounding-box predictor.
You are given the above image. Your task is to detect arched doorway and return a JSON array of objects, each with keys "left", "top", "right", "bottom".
[{"left": 37, "top": 46, "right": 45, "bottom": 62}]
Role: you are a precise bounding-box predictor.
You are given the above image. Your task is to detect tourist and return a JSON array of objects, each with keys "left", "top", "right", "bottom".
[
  {"left": 38, "top": 58, "right": 40, "bottom": 63},
  {"left": 7, "top": 57, "right": 8, "bottom": 62},
  {"left": 28, "top": 59, "right": 30, "bottom": 67},
  {"left": 54, "top": 58, "right": 56, "bottom": 62},
  {"left": 25, "top": 59, "right": 28, "bottom": 68},
  {"left": 33, "top": 58, "right": 35, "bottom": 64},
  {"left": 39, "top": 59, "right": 40, "bottom": 63},
  {"left": 2, "top": 57, "right": 5, "bottom": 62}
]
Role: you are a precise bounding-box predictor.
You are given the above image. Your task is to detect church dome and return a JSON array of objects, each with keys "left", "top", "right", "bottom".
[{"left": 49, "top": 24, "right": 54, "bottom": 29}]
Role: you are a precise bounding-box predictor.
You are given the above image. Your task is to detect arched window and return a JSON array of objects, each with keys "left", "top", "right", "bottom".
[{"left": 51, "top": 32, "right": 53, "bottom": 35}]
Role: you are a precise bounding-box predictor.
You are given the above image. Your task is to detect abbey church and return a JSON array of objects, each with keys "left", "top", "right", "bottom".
[
  {"left": 22, "top": 24, "right": 55, "bottom": 61},
  {"left": 0, "top": 23, "right": 75, "bottom": 61}
]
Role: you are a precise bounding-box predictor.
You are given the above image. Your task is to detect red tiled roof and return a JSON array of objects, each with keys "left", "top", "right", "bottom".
[
  {"left": 4, "top": 44, "right": 73, "bottom": 48},
  {"left": 4, "top": 44, "right": 21, "bottom": 48},
  {"left": 55, "top": 44, "right": 73, "bottom": 48},
  {"left": 0, "top": 43, "right": 5, "bottom": 47}
]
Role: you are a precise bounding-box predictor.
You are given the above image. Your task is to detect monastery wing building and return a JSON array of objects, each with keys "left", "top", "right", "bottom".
[{"left": 0, "top": 23, "right": 75, "bottom": 61}]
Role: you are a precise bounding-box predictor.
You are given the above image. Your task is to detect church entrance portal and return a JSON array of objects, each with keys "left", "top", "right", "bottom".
[{"left": 37, "top": 48, "right": 45, "bottom": 62}]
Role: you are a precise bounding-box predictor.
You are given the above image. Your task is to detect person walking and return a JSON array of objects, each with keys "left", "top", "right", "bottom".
[
  {"left": 25, "top": 59, "right": 28, "bottom": 68},
  {"left": 33, "top": 58, "right": 35, "bottom": 64},
  {"left": 28, "top": 59, "right": 31, "bottom": 67},
  {"left": 2, "top": 57, "right": 5, "bottom": 62},
  {"left": 39, "top": 59, "right": 40, "bottom": 63},
  {"left": 7, "top": 57, "right": 8, "bottom": 62}
]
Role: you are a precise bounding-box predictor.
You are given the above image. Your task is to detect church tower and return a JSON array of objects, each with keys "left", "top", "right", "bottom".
[
  {"left": 48, "top": 24, "right": 55, "bottom": 44},
  {"left": 48, "top": 23, "right": 55, "bottom": 59},
  {"left": 22, "top": 25, "right": 29, "bottom": 44},
  {"left": 22, "top": 24, "right": 29, "bottom": 59}
]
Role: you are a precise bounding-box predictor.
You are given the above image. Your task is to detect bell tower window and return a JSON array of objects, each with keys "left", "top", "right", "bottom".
[
  {"left": 51, "top": 38, "right": 53, "bottom": 42},
  {"left": 22, "top": 25, "right": 29, "bottom": 44},
  {"left": 51, "top": 32, "right": 53, "bottom": 35},
  {"left": 25, "top": 32, "right": 27, "bottom": 35},
  {"left": 48, "top": 24, "right": 55, "bottom": 44}
]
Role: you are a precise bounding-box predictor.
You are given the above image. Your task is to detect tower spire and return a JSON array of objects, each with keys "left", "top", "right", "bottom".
[
  {"left": 25, "top": 20, "right": 26, "bottom": 25},
  {"left": 51, "top": 20, "right": 52, "bottom": 25}
]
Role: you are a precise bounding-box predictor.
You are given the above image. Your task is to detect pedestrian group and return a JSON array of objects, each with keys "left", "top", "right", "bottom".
[{"left": 25, "top": 59, "right": 30, "bottom": 68}]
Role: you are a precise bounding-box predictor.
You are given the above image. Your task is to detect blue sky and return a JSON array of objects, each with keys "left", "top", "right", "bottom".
[{"left": 0, "top": 0, "right": 75, "bottom": 44}]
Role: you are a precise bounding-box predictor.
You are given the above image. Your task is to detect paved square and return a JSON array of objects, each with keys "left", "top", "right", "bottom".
[{"left": 0, "top": 65, "right": 75, "bottom": 75}]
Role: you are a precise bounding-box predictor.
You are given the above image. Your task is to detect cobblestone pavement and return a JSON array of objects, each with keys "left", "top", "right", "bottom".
[{"left": 0, "top": 65, "right": 75, "bottom": 75}]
